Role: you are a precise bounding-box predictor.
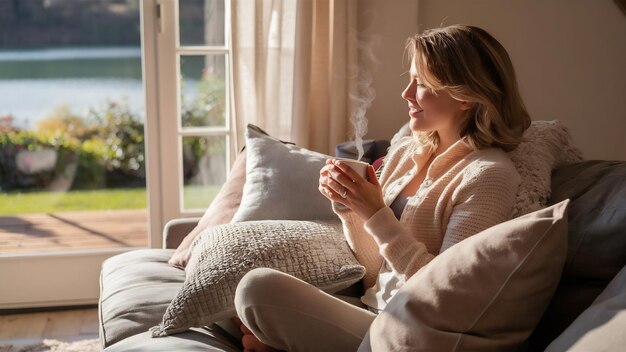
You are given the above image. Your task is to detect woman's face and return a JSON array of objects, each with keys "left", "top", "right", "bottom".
[{"left": 401, "top": 60, "right": 468, "bottom": 137}]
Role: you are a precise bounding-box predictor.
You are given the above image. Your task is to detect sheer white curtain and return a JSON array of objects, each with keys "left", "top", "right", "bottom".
[{"left": 231, "top": 0, "right": 358, "bottom": 154}]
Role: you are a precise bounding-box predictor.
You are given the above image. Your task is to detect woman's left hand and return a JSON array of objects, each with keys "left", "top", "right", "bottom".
[{"left": 319, "top": 159, "right": 386, "bottom": 221}]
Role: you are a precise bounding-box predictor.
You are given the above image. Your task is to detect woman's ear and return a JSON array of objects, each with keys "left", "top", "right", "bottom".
[{"left": 459, "top": 101, "right": 474, "bottom": 111}]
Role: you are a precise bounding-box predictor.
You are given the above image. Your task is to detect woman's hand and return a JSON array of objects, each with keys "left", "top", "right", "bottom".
[{"left": 319, "top": 159, "right": 386, "bottom": 221}]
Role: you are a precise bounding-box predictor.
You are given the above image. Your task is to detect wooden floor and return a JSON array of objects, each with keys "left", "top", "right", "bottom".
[
  {"left": 0, "top": 209, "right": 148, "bottom": 254},
  {"left": 0, "top": 307, "right": 99, "bottom": 347}
]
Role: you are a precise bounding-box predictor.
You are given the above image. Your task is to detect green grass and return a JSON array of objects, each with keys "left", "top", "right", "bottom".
[
  {"left": 0, "top": 188, "right": 147, "bottom": 215},
  {"left": 183, "top": 185, "right": 222, "bottom": 210},
  {"left": 0, "top": 185, "right": 221, "bottom": 215}
]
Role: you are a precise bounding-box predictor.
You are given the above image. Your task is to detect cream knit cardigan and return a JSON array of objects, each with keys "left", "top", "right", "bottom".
[{"left": 335, "top": 137, "right": 521, "bottom": 289}]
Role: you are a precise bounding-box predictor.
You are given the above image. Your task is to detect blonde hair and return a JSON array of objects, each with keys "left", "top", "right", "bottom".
[{"left": 406, "top": 25, "right": 530, "bottom": 152}]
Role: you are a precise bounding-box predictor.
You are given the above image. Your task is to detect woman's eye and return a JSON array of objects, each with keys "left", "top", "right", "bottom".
[{"left": 412, "top": 79, "right": 432, "bottom": 91}]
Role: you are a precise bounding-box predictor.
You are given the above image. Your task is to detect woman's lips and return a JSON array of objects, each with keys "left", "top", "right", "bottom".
[{"left": 409, "top": 107, "right": 423, "bottom": 118}]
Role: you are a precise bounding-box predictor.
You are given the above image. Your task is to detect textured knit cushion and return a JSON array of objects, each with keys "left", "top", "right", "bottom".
[
  {"left": 508, "top": 120, "right": 582, "bottom": 216},
  {"left": 545, "top": 265, "right": 626, "bottom": 352},
  {"left": 150, "top": 220, "right": 365, "bottom": 337},
  {"left": 230, "top": 124, "right": 338, "bottom": 222},
  {"left": 359, "top": 201, "right": 569, "bottom": 352}
]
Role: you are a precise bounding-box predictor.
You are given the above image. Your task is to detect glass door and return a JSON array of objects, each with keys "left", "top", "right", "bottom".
[
  {"left": 0, "top": 0, "right": 233, "bottom": 309},
  {"left": 0, "top": 0, "right": 149, "bottom": 308},
  {"left": 149, "top": 0, "right": 233, "bottom": 231}
]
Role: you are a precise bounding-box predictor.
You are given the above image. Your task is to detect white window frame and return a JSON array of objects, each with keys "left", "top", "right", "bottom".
[{"left": 144, "top": 0, "right": 235, "bottom": 247}]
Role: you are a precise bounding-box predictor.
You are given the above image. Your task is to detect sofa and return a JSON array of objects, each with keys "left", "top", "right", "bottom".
[{"left": 98, "top": 132, "right": 626, "bottom": 351}]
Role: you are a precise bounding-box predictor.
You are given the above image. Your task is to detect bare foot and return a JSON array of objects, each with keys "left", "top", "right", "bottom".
[{"left": 230, "top": 316, "right": 282, "bottom": 352}]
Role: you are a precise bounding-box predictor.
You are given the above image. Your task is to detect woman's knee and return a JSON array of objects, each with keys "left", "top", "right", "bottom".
[
  {"left": 234, "top": 268, "right": 290, "bottom": 339},
  {"left": 235, "top": 268, "right": 291, "bottom": 311}
]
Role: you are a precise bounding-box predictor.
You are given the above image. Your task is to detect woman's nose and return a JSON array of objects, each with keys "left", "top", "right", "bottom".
[{"left": 401, "top": 80, "right": 416, "bottom": 102}]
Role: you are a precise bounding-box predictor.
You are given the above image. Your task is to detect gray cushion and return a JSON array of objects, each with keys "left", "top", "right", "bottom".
[
  {"left": 99, "top": 249, "right": 185, "bottom": 348},
  {"left": 103, "top": 329, "right": 241, "bottom": 352},
  {"left": 545, "top": 265, "right": 626, "bottom": 351},
  {"left": 552, "top": 160, "right": 626, "bottom": 281},
  {"left": 528, "top": 160, "right": 626, "bottom": 350},
  {"left": 230, "top": 124, "right": 338, "bottom": 222}
]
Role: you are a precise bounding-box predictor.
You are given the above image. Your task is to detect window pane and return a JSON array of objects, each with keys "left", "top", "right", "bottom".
[
  {"left": 179, "top": 0, "right": 225, "bottom": 46},
  {"left": 182, "top": 135, "right": 226, "bottom": 210},
  {"left": 180, "top": 54, "right": 226, "bottom": 127}
]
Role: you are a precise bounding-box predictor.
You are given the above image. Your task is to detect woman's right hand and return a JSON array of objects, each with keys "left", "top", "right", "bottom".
[
  {"left": 319, "top": 159, "right": 386, "bottom": 221},
  {"left": 319, "top": 160, "right": 350, "bottom": 208}
]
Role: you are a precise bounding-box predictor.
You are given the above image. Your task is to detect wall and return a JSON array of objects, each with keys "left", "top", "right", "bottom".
[
  {"left": 362, "top": 0, "right": 626, "bottom": 160},
  {"left": 357, "top": 0, "right": 419, "bottom": 143}
]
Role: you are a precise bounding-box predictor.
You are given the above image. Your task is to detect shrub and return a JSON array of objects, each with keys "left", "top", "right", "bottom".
[
  {"left": 0, "top": 130, "right": 87, "bottom": 190},
  {"left": 87, "top": 101, "right": 146, "bottom": 187},
  {"left": 181, "top": 76, "right": 226, "bottom": 127},
  {"left": 1, "top": 74, "right": 226, "bottom": 192},
  {"left": 0, "top": 101, "right": 143, "bottom": 191}
]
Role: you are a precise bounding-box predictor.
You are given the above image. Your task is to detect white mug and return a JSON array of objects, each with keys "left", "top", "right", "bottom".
[
  {"left": 336, "top": 158, "right": 369, "bottom": 181},
  {"left": 332, "top": 158, "right": 369, "bottom": 210}
]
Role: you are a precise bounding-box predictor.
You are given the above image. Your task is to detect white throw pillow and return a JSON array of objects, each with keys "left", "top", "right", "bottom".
[
  {"left": 150, "top": 220, "right": 365, "bottom": 337},
  {"left": 230, "top": 124, "right": 338, "bottom": 222}
]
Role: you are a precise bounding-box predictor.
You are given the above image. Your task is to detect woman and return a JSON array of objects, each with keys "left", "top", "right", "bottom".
[{"left": 232, "top": 24, "right": 530, "bottom": 352}]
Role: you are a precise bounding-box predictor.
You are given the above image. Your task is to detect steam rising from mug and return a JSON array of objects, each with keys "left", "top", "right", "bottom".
[
  {"left": 350, "top": 34, "right": 379, "bottom": 161},
  {"left": 350, "top": 72, "right": 375, "bottom": 161}
]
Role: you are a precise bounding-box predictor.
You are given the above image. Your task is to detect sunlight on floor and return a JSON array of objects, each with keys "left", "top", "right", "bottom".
[{"left": 0, "top": 308, "right": 98, "bottom": 348}]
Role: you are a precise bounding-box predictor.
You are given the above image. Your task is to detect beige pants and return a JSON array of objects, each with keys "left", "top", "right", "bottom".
[{"left": 234, "top": 268, "right": 377, "bottom": 352}]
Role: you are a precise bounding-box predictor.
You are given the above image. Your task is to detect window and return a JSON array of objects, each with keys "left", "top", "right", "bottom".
[
  {"left": 177, "top": 0, "right": 231, "bottom": 211},
  {"left": 144, "top": 0, "right": 234, "bottom": 238}
]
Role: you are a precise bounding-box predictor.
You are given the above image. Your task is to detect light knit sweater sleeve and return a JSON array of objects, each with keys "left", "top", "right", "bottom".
[
  {"left": 332, "top": 203, "right": 383, "bottom": 288},
  {"left": 364, "top": 163, "right": 520, "bottom": 283}
]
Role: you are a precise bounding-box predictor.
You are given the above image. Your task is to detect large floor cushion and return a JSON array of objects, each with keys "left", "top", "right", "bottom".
[{"left": 99, "top": 249, "right": 186, "bottom": 348}]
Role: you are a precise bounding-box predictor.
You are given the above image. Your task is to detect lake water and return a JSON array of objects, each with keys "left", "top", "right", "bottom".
[{"left": 0, "top": 47, "right": 145, "bottom": 129}]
